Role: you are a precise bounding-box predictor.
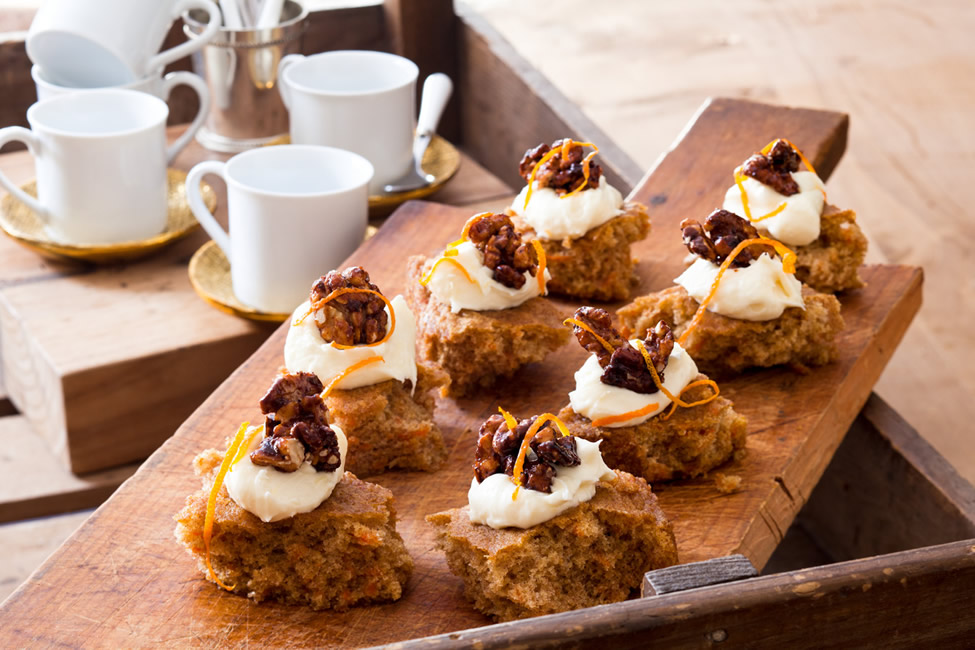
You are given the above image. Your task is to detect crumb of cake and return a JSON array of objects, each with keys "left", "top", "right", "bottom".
[
  {"left": 426, "top": 470, "right": 677, "bottom": 621},
  {"left": 617, "top": 285, "right": 844, "bottom": 377},
  {"left": 559, "top": 378, "right": 747, "bottom": 482},
  {"left": 174, "top": 451, "right": 413, "bottom": 610},
  {"left": 714, "top": 472, "right": 743, "bottom": 494},
  {"left": 406, "top": 255, "right": 569, "bottom": 397},
  {"left": 793, "top": 205, "right": 868, "bottom": 293},
  {"left": 509, "top": 202, "right": 650, "bottom": 301},
  {"left": 325, "top": 363, "right": 449, "bottom": 477}
]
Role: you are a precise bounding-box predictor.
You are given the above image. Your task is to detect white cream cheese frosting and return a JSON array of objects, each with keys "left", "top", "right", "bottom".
[
  {"left": 225, "top": 424, "right": 349, "bottom": 523},
  {"left": 284, "top": 295, "right": 417, "bottom": 390},
  {"left": 722, "top": 171, "right": 826, "bottom": 246},
  {"left": 511, "top": 180, "right": 623, "bottom": 240},
  {"left": 675, "top": 253, "right": 804, "bottom": 321},
  {"left": 568, "top": 342, "right": 699, "bottom": 428},
  {"left": 467, "top": 438, "right": 615, "bottom": 529},
  {"left": 425, "top": 241, "right": 550, "bottom": 313}
]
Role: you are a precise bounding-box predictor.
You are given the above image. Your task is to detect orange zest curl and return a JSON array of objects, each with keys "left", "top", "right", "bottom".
[
  {"left": 419, "top": 256, "right": 475, "bottom": 287},
  {"left": 293, "top": 288, "right": 397, "bottom": 351},
  {"left": 761, "top": 138, "right": 818, "bottom": 176},
  {"left": 678, "top": 236, "right": 796, "bottom": 347},
  {"left": 735, "top": 138, "right": 822, "bottom": 222},
  {"left": 659, "top": 379, "right": 721, "bottom": 421},
  {"left": 523, "top": 139, "right": 599, "bottom": 209},
  {"left": 320, "top": 355, "right": 385, "bottom": 399},
  {"left": 498, "top": 406, "right": 519, "bottom": 433},
  {"left": 562, "top": 317, "right": 615, "bottom": 355},
  {"left": 510, "top": 413, "right": 572, "bottom": 501},
  {"left": 204, "top": 420, "right": 259, "bottom": 591},
  {"left": 530, "top": 239, "right": 548, "bottom": 294},
  {"left": 590, "top": 403, "right": 659, "bottom": 428}
]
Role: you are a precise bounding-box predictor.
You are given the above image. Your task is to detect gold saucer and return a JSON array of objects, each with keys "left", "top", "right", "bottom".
[
  {"left": 189, "top": 226, "right": 379, "bottom": 322},
  {"left": 263, "top": 135, "right": 461, "bottom": 213},
  {"left": 0, "top": 169, "right": 216, "bottom": 264}
]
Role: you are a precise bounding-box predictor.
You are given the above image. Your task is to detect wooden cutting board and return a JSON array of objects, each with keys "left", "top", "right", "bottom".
[{"left": 0, "top": 98, "right": 922, "bottom": 647}]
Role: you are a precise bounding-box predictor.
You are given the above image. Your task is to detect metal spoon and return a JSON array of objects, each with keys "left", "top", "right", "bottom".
[{"left": 383, "top": 72, "right": 453, "bottom": 194}]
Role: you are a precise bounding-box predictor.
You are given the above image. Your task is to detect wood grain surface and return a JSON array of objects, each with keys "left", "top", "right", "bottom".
[{"left": 0, "top": 99, "right": 922, "bottom": 647}]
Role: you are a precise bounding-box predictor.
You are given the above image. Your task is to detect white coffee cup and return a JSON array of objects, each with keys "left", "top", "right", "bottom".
[
  {"left": 27, "top": 0, "right": 221, "bottom": 88},
  {"left": 31, "top": 65, "right": 210, "bottom": 151},
  {"left": 185, "top": 145, "right": 374, "bottom": 313},
  {"left": 0, "top": 89, "right": 199, "bottom": 244},
  {"left": 277, "top": 50, "right": 418, "bottom": 191}
]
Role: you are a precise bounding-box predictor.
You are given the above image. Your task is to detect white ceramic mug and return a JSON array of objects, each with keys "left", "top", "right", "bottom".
[
  {"left": 31, "top": 65, "right": 210, "bottom": 150},
  {"left": 27, "top": 0, "right": 221, "bottom": 88},
  {"left": 185, "top": 145, "right": 374, "bottom": 313},
  {"left": 277, "top": 50, "right": 418, "bottom": 191},
  {"left": 0, "top": 89, "right": 199, "bottom": 244}
]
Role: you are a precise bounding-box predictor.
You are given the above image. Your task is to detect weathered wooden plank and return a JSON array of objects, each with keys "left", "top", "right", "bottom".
[{"left": 641, "top": 554, "right": 757, "bottom": 597}]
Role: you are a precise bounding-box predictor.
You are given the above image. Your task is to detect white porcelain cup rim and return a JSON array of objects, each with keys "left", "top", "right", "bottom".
[
  {"left": 279, "top": 50, "right": 419, "bottom": 98},
  {"left": 31, "top": 63, "right": 166, "bottom": 91},
  {"left": 222, "top": 144, "right": 375, "bottom": 198},
  {"left": 27, "top": 88, "right": 169, "bottom": 139}
]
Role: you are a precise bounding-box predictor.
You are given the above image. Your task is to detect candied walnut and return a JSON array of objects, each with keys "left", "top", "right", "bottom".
[
  {"left": 681, "top": 209, "right": 762, "bottom": 268},
  {"left": 568, "top": 307, "right": 674, "bottom": 395},
  {"left": 517, "top": 139, "right": 602, "bottom": 194},
  {"left": 472, "top": 414, "right": 580, "bottom": 493},
  {"left": 741, "top": 139, "right": 800, "bottom": 196},
  {"left": 251, "top": 372, "right": 341, "bottom": 473},
  {"left": 467, "top": 213, "right": 538, "bottom": 290},
  {"left": 309, "top": 267, "right": 388, "bottom": 347}
]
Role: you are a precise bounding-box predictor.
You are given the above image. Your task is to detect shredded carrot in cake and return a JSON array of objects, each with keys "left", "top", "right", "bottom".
[
  {"left": 735, "top": 138, "right": 823, "bottom": 222},
  {"left": 293, "top": 288, "right": 397, "bottom": 351},
  {"left": 510, "top": 413, "right": 572, "bottom": 501},
  {"left": 590, "top": 402, "right": 660, "bottom": 428},
  {"left": 562, "top": 317, "right": 615, "bottom": 354},
  {"left": 203, "top": 420, "right": 258, "bottom": 592},
  {"left": 523, "top": 139, "right": 599, "bottom": 209},
  {"left": 320, "top": 355, "right": 385, "bottom": 399},
  {"left": 678, "top": 236, "right": 797, "bottom": 347},
  {"left": 530, "top": 239, "right": 547, "bottom": 294}
]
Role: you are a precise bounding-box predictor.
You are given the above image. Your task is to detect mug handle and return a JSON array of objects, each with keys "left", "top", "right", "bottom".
[
  {"left": 147, "top": 0, "right": 221, "bottom": 73},
  {"left": 185, "top": 160, "right": 231, "bottom": 262},
  {"left": 277, "top": 54, "right": 304, "bottom": 110},
  {"left": 0, "top": 127, "right": 48, "bottom": 220},
  {"left": 161, "top": 71, "right": 210, "bottom": 164}
]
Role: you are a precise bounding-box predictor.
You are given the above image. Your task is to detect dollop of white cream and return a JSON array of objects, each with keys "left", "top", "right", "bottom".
[
  {"left": 675, "top": 254, "right": 804, "bottom": 321},
  {"left": 284, "top": 295, "right": 417, "bottom": 390},
  {"left": 722, "top": 171, "right": 826, "bottom": 246},
  {"left": 425, "top": 241, "right": 549, "bottom": 313},
  {"left": 511, "top": 180, "right": 623, "bottom": 240},
  {"left": 568, "top": 342, "right": 699, "bottom": 428},
  {"left": 225, "top": 424, "right": 349, "bottom": 523},
  {"left": 468, "top": 438, "right": 615, "bottom": 529}
]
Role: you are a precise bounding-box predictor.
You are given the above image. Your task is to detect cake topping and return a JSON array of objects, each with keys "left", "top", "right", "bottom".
[
  {"left": 473, "top": 411, "right": 580, "bottom": 495},
  {"left": 519, "top": 139, "right": 602, "bottom": 199},
  {"left": 682, "top": 210, "right": 764, "bottom": 268},
  {"left": 252, "top": 371, "right": 341, "bottom": 473},
  {"left": 465, "top": 213, "right": 540, "bottom": 290},
  {"left": 740, "top": 139, "right": 802, "bottom": 196},
  {"left": 566, "top": 307, "right": 673, "bottom": 395},
  {"left": 300, "top": 267, "right": 391, "bottom": 347}
]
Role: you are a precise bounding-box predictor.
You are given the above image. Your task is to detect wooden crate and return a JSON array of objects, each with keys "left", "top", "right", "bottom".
[{"left": 0, "top": 1, "right": 971, "bottom": 646}]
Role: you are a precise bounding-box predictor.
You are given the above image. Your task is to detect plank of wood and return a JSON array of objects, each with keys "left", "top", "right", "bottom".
[
  {"left": 0, "top": 99, "right": 923, "bottom": 646},
  {"left": 642, "top": 554, "right": 757, "bottom": 597},
  {"left": 0, "top": 415, "right": 138, "bottom": 524}
]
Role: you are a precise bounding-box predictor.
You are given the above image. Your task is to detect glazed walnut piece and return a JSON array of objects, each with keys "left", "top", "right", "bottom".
[
  {"left": 250, "top": 371, "right": 342, "bottom": 473},
  {"left": 741, "top": 139, "right": 801, "bottom": 196},
  {"left": 681, "top": 209, "right": 762, "bottom": 269},
  {"left": 517, "top": 139, "right": 603, "bottom": 194},
  {"left": 467, "top": 213, "right": 539, "bottom": 290},
  {"left": 473, "top": 414, "right": 580, "bottom": 493},
  {"left": 309, "top": 267, "right": 389, "bottom": 347},
  {"left": 569, "top": 307, "right": 673, "bottom": 395}
]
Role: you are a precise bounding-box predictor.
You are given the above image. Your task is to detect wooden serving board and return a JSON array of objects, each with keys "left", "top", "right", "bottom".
[{"left": 0, "top": 98, "right": 922, "bottom": 647}]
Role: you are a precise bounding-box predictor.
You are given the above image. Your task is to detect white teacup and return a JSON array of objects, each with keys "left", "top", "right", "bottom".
[
  {"left": 0, "top": 89, "right": 200, "bottom": 244},
  {"left": 185, "top": 145, "right": 374, "bottom": 313},
  {"left": 277, "top": 50, "right": 418, "bottom": 191},
  {"left": 27, "top": 0, "right": 221, "bottom": 88},
  {"left": 31, "top": 65, "right": 210, "bottom": 150}
]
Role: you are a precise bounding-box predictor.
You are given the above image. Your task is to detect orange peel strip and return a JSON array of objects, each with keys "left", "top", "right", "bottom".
[
  {"left": 736, "top": 139, "right": 823, "bottom": 222},
  {"left": 678, "top": 236, "right": 796, "bottom": 347},
  {"left": 562, "top": 317, "right": 615, "bottom": 355},
  {"left": 498, "top": 406, "right": 519, "bottom": 433},
  {"left": 590, "top": 402, "right": 660, "bottom": 428},
  {"left": 203, "top": 420, "right": 252, "bottom": 591},
  {"left": 523, "top": 146, "right": 562, "bottom": 209},
  {"left": 320, "top": 355, "right": 385, "bottom": 399},
  {"left": 511, "top": 413, "right": 572, "bottom": 501},
  {"left": 530, "top": 239, "right": 548, "bottom": 294},
  {"left": 760, "top": 138, "right": 818, "bottom": 176},
  {"left": 523, "top": 140, "right": 599, "bottom": 208},
  {"left": 293, "top": 289, "right": 397, "bottom": 351},
  {"left": 562, "top": 142, "right": 600, "bottom": 199},
  {"left": 419, "top": 256, "right": 475, "bottom": 287},
  {"left": 659, "top": 379, "right": 721, "bottom": 421}
]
